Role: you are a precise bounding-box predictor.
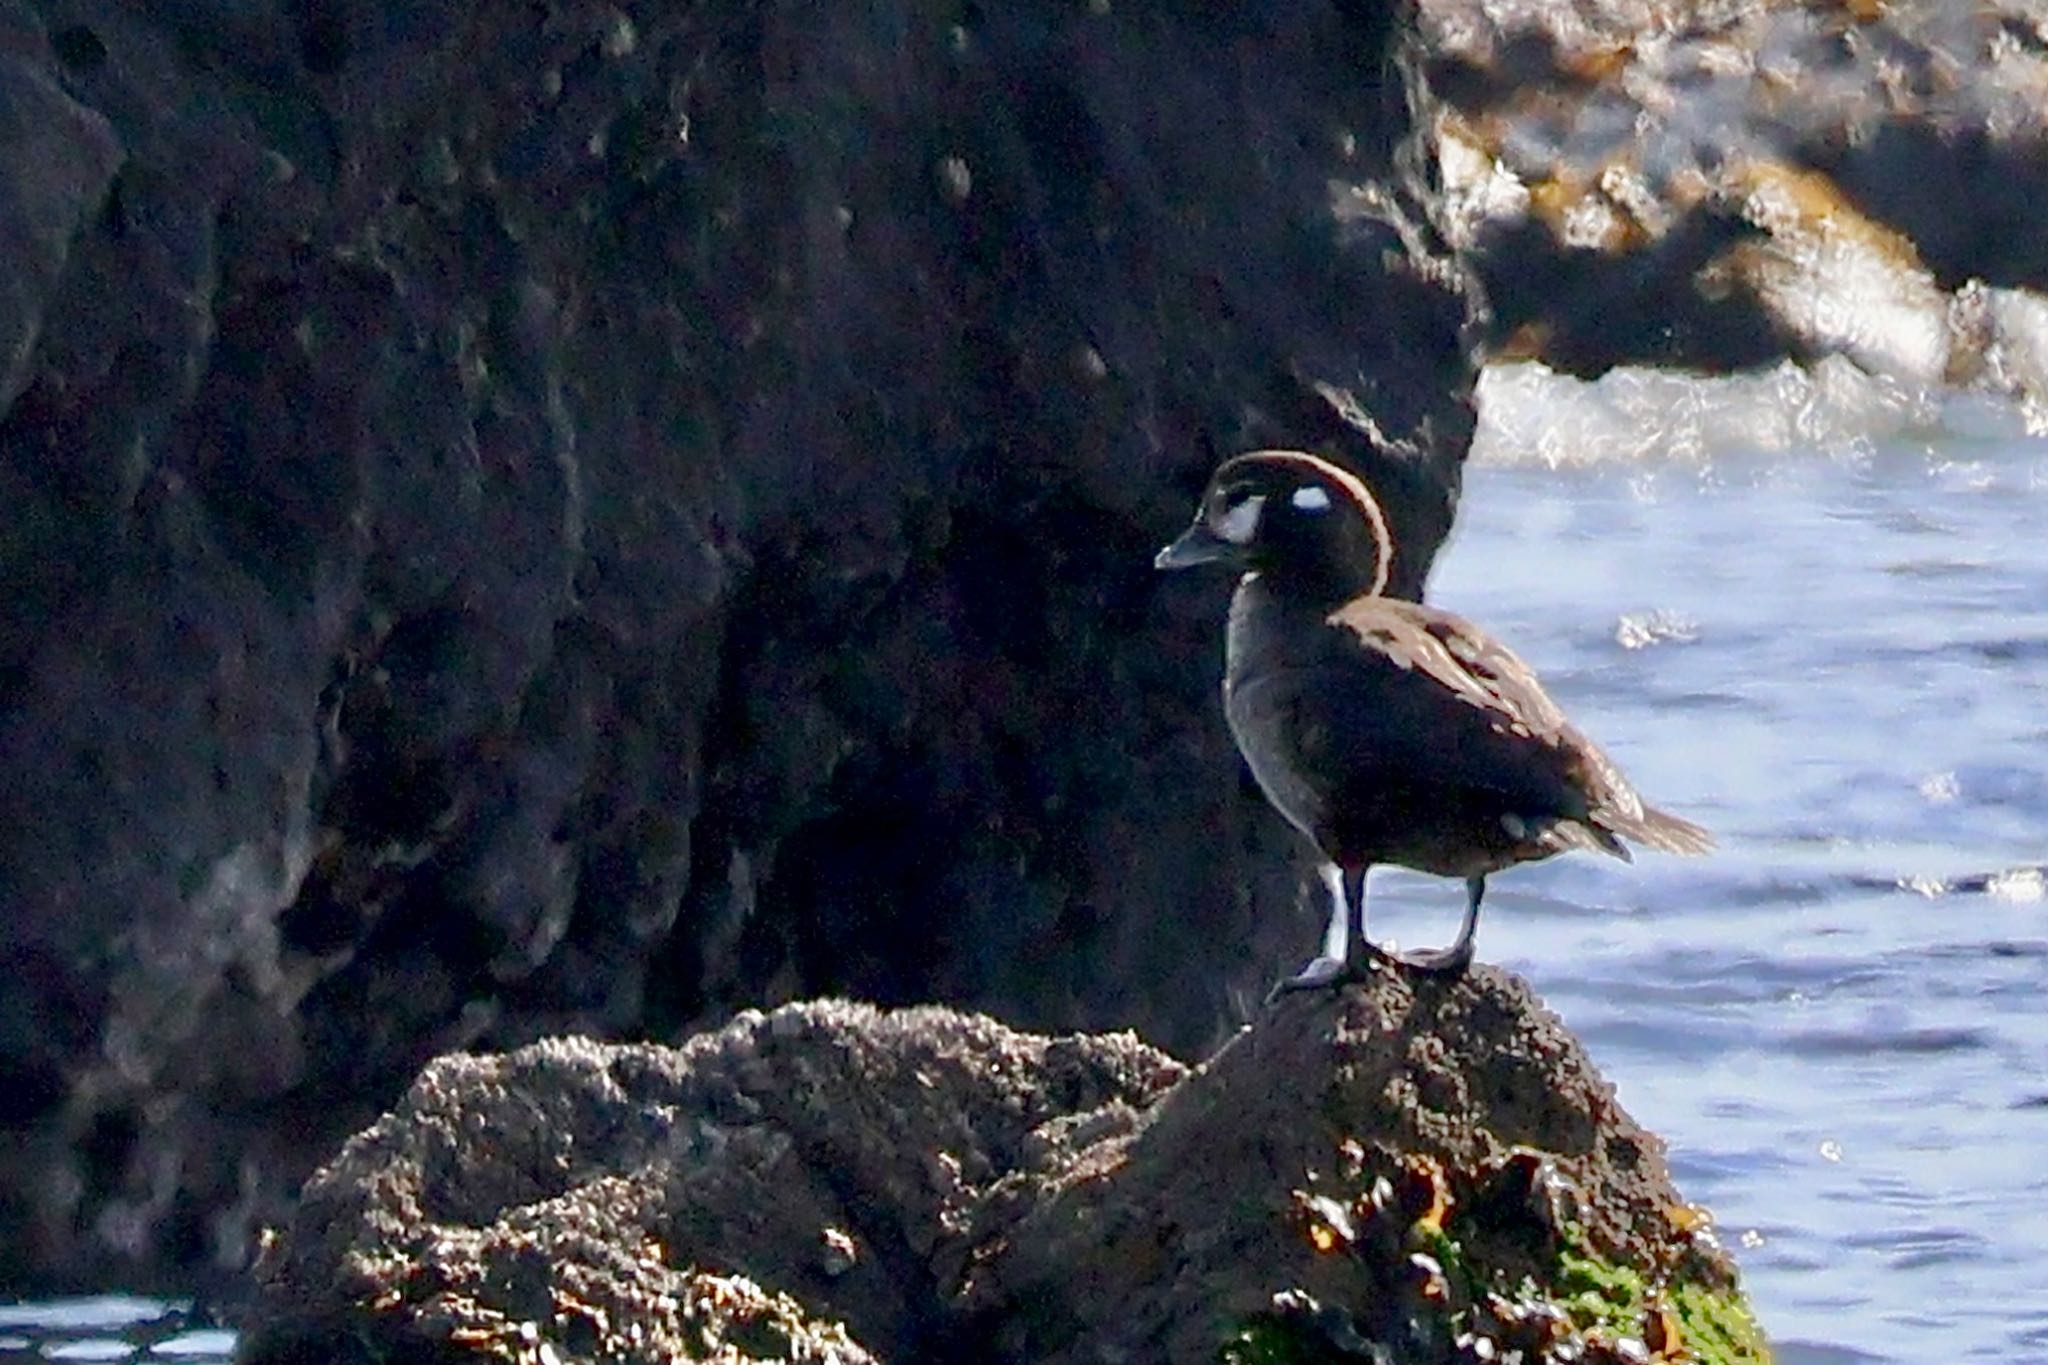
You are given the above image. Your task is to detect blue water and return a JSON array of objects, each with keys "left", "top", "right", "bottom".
[
  {"left": 0, "top": 1299, "right": 231, "bottom": 1365},
  {"left": 1368, "top": 364, "right": 2048, "bottom": 1363},
  {"left": 8, "top": 365, "right": 2047, "bottom": 1363}
]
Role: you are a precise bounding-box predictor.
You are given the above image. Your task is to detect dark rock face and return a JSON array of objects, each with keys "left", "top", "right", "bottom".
[
  {"left": 0, "top": 0, "right": 1479, "bottom": 1288},
  {"left": 238, "top": 982, "right": 1764, "bottom": 1365}
]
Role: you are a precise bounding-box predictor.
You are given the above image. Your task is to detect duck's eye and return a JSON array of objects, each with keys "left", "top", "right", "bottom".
[
  {"left": 1214, "top": 491, "right": 1267, "bottom": 544},
  {"left": 1291, "top": 485, "right": 1331, "bottom": 513}
]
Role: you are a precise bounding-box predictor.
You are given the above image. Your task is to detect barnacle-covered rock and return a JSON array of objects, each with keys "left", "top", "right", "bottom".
[{"left": 240, "top": 977, "right": 1772, "bottom": 1364}]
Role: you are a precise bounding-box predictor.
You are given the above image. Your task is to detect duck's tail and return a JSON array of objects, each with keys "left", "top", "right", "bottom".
[{"left": 1610, "top": 803, "right": 1715, "bottom": 856}]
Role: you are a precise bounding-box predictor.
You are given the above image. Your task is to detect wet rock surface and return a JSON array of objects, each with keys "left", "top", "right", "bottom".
[
  {"left": 239, "top": 978, "right": 1764, "bottom": 1365},
  {"left": 0, "top": 0, "right": 1474, "bottom": 1289},
  {"left": 1422, "top": 0, "right": 2048, "bottom": 413}
]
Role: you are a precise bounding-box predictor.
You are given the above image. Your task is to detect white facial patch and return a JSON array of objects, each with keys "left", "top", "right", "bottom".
[
  {"left": 1290, "top": 485, "right": 1332, "bottom": 513},
  {"left": 1215, "top": 493, "right": 1266, "bottom": 544}
]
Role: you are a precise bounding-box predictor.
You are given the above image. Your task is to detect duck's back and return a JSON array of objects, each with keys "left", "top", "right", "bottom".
[{"left": 1223, "top": 578, "right": 1636, "bottom": 875}]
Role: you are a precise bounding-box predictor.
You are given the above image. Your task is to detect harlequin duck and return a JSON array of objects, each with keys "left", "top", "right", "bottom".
[{"left": 1156, "top": 449, "right": 1711, "bottom": 992}]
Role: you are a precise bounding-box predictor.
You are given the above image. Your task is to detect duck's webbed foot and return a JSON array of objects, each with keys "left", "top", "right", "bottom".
[
  {"left": 1381, "top": 939, "right": 1475, "bottom": 975},
  {"left": 1265, "top": 863, "right": 1382, "bottom": 1004},
  {"left": 1382, "top": 876, "right": 1485, "bottom": 976},
  {"left": 1263, "top": 951, "right": 1377, "bottom": 1004}
]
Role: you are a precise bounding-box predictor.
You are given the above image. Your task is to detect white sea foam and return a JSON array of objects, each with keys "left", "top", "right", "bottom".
[
  {"left": 1470, "top": 356, "right": 2040, "bottom": 468},
  {"left": 1916, "top": 771, "right": 1960, "bottom": 805},
  {"left": 1613, "top": 609, "right": 1699, "bottom": 650},
  {"left": 1986, "top": 866, "right": 2047, "bottom": 904},
  {"left": 0, "top": 1298, "right": 172, "bottom": 1331}
]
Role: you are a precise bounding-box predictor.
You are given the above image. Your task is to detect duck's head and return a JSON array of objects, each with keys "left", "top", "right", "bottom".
[{"left": 1154, "top": 449, "right": 1393, "bottom": 602}]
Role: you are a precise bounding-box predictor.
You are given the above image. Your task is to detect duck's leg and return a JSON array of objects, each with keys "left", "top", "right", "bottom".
[
  {"left": 1319, "top": 863, "right": 1352, "bottom": 961},
  {"left": 1268, "top": 863, "right": 1379, "bottom": 1000},
  {"left": 1388, "top": 875, "right": 1483, "bottom": 975},
  {"left": 1339, "top": 864, "right": 1374, "bottom": 975}
]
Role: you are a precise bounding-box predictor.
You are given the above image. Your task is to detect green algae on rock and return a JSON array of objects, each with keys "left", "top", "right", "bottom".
[
  {"left": 1224, "top": 1149, "right": 1770, "bottom": 1365},
  {"left": 968, "top": 965, "right": 1771, "bottom": 1363}
]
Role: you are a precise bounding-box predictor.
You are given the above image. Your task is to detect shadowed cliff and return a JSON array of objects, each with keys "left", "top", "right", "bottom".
[{"left": 0, "top": 0, "right": 1477, "bottom": 1288}]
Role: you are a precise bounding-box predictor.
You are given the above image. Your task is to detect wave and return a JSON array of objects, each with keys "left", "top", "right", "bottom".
[{"left": 1471, "top": 356, "right": 2045, "bottom": 469}]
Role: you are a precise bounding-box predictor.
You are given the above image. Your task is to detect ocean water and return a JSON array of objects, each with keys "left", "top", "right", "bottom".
[
  {"left": 0, "top": 1299, "right": 231, "bottom": 1365},
  {"left": 7, "top": 360, "right": 2045, "bottom": 1363},
  {"left": 1364, "top": 359, "right": 2048, "bottom": 1364}
]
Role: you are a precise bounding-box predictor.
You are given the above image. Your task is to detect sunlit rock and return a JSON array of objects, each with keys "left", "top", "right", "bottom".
[
  {"left": 240, "top": 984, "right": 1771, "bottom": 1365},
  {"left": 1421, "top": 0, "right": 2048, "bottom": 380}
]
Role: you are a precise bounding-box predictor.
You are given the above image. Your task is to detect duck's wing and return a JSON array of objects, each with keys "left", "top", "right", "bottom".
[
  {"left": 1324, "top": 597, "right": 1573, "bottom": 740},
  {"left": 1324, "top": 598, "right": 1711, "bottom": 855}
]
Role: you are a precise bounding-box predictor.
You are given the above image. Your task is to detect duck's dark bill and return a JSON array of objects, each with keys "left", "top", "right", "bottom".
[{"left": 1154, "top": 524, "right": 1235, "bottom": 570}]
